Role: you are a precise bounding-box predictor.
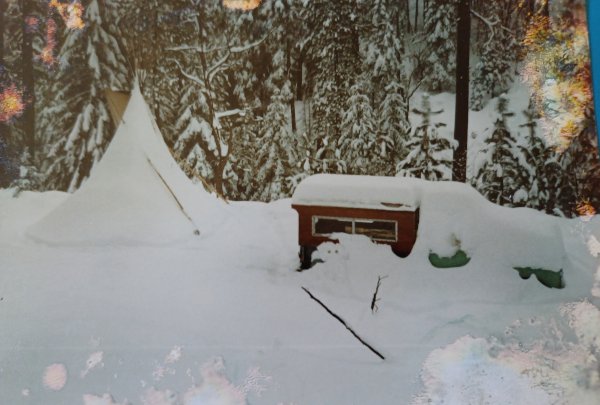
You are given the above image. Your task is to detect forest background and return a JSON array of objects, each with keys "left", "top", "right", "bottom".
[{"left": 0, "top": 0, "right": 598, "bottom": 218}]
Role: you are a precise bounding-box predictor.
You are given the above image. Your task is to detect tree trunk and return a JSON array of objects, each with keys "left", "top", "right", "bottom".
[
  {"left": 287, "top": 40, "right": 296, "bottom": 132},
  {"left": 0, "top": 0, "right": 6, "bottom": 158},
  {"left": 21, "top": 0, "right": 35, "bottom": 159},
  {"left": 0, "top": 0, "right": 5, "bottom": 80},
  {"left": 295, "top": 46, "right": 304, "bottom": 102},
  {"left": 195, "top": 8, "right": 224, "bottom": 197},
  {"left": 414, "top": 0, "right": 419, "bottom": 30},
  {"left": 405, "top": 0, "right": 411, "bottom": 32},
  {"left": 453, "top": 0, "right": 471, "bottom": 182}
]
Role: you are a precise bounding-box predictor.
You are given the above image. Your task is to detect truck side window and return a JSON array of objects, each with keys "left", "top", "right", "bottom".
[
  {"left": 313, "top": 217, "right": 352, "bottom": 235},
  {"left": 354, "top": 220, "right": 397, "bottom": 242}
]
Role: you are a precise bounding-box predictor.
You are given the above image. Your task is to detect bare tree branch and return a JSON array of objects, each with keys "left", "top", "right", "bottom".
[{"left": 370, "top": 275, "right": 388, "bottom": 313}]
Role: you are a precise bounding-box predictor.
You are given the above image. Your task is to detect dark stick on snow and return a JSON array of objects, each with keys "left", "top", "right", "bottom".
[
  {"left": 371, "top": 275, "right": 388, "bottom": 313},
  {"left": 301, "top": 286, "right": 385, "bottom": 360}
]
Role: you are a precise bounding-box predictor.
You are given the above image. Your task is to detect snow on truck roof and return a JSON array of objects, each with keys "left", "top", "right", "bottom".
[{"left": 292, "top": 174, "right": 420, "bottom": 211}]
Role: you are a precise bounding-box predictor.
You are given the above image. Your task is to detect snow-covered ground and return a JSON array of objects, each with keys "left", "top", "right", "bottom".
[
  {"left": 2, "top": 82, "right": 598, "bottom": 404},
  {"left": 1, "top": 179, "right": 599, "bottom": 404}
]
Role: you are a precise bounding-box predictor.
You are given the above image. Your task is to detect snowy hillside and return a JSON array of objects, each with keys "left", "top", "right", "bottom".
[{"left": 1, "top": 179, "right": 599, "bottom": 404}]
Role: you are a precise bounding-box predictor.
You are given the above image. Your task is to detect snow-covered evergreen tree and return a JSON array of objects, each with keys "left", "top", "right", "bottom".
[
  {"left": 365, "top": 0, "right": 405, "bottom": 102},
  {"left": 10, "top": 148, "right": 43, "bottom": 195},
  {"left": 517, "top": 99, "right": 547, "bottom": 209},
  {"left": 173, "top": 84, "right": 217, "bottom": 191},
  {"left": 473, "top": 95, "right": 527, "bottom": 206},
  {"left": 42, "top": 0, "right": 130, "bottom": 191},
  {"left": 0, "top": 137, "right": 19, "bottom": 187},
  {"left": 169, "top": 2, "right": 264, "bottom": 198},
  {"left": 377, "top": 82, "right": 411, "bottom": 176},
  {"left": 222, "top": 114, "right": 259, "bottom": 201},
  {"left": 554, "top": 107, "right": 600, "bottom": 216},
  {"left": 3, "top": 0, "right": 55, "bottom": 183},
  {"left": 397, "top": 93, "right": 454, "bottom": 180},
  {"left": 339, "top": 82, "right": 377, "bottom": 175},
  {"left": 254, "top": 88, "right": 296, "bottom": 201},
  {"left": 515, "top": 99, "right": 568, "bottom": 212},
  {"left": 364, "top": 0, "right": 410, "bottom": 176},
  {"left": 470, "top": 2, "right": 516, "bottom": 111},
  {"left": 423, "top": 0, "right": 457, "bottom": 92},
  {"left": 304, "top": 0, "right": 360, "bottom": 172}
]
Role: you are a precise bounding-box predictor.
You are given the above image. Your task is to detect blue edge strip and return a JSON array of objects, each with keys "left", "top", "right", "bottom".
[{"left": 589, "top": 1, "right": 600, "bottom": 154}]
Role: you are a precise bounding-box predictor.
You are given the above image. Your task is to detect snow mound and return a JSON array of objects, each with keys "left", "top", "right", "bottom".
[
  {"left": 416, "top": 180, "right": 566, "bottom": 269},
  {"left": 292, "top": 174, "right": 421, "bottom": 211},
  {"left": 0, "top": 189, "right": 67, "bottom": 243},
  {"left": 26, "top": 85, "right": 225, "bottom": 246},
  {"left": 413, "top": 301, "right": 600, "bottom": 405}
]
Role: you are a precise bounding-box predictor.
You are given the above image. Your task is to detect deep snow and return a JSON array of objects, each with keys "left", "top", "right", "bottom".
[
  {"left": 2, "top": 85, "right": 599, "bottom": 404},
  {"left": 1, "top": 179, "right": 599, "bottom": 404}
]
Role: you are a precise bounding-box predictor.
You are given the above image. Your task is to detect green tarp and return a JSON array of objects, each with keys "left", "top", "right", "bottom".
[
  {"left": 514, "top": 267, "right": 565, "bottom": 289},
  {"left": 428, "top": 250, "right": 471, "bottom": 268}
]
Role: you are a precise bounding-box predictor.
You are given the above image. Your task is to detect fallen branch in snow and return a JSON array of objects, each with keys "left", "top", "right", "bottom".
[
  {"left": 301, "top": 287, "right": 385, "bottom": 361},
  {"left": 370, "top": 275, "right": 388, "bottom": 314}
]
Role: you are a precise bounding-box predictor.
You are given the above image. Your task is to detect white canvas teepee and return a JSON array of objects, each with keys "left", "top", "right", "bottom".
[{"left": 28, "top": 84, "right": 223, "bottom": 246}]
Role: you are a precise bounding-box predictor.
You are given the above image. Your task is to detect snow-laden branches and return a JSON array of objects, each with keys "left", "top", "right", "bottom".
[
  {"left": 470, "top": 9, "right": 514, "bottom": 48},
  {"left": 168, "top": 32, "right": 271, "bottom": 86},
  {"left": 166, "top": 33, "right": 271, "bottom": 55},
  {"left": 213, "top": 109, "right": 246, "bottom": 130},
  {"left": 169, "top": 59, "right": 204, "bottom": 87}
]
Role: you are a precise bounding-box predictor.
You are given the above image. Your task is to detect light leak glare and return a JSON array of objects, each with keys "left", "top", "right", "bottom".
[
  {"left": 42, "top": 363, "right": 68, "bottom": 391},
  {"left": 222, "top": 0, "right": 261, "bottom": 11},
  {"left": 39, "top": 18, "right": 58, "bottom": 67},
  {"left": 0, "top": 84, "right": 26, "bottom": 123},
  {"left": 49, "top": 0, "right": 86, "bottom": 30},
  {"left": 521, "top": 14, "right": 592, "bottom": 152}
]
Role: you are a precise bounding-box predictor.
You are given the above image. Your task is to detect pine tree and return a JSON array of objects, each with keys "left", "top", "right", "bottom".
[
  {"left": 423, "top": 0, "right": 457, "bottom": 92},
  {"left": 517, "top": 99, "right": 547, "bottom": 210},
  {"left": 254, "top": 87, "right": 296, "bottom": 201},
  {"left": 365, "top": 0, "right": 406, "bottom": 102},
  {"left": 10, "top": 148, "right": 43, "bottom": 194},
  {"left": 377, "top": 82, "right": 411, "bottom": 176},
  {"left": 554, "top": 108, "right": 600, "bottom": 216},
  {"left": 364, "top": 0, "right": 410, "bottom": 176},
  {"left": 470, "top": 2, "right": 516, "bottom": 111},
  {"left": 222, "top": 113, "right": 259, "bottom": 201},
  {"left": 173, "top": 84, "right": 217, "bottom": 191},
  {"left": 339, "top": 82, "right": 377, "bottom": 175},
  {"left": 42, "top": 0, "right": 130, "bottom": 191},
  {"left": 515, "top": 99, "right": 569, "bottom": 213},
  {"left": 473, "top": 95, "right": 526, "bottom": 206},
  {"left": 397, "top": 93, "right": 454, "bottom": 180},
  {"left": 304, "top": 0, "right": 360, "bottom": 172},
  {"left": 0, "top": 136, "right": 19, "bottom": 187},
  {"left": 2, "top": 0, "right": 52, "bottom": 187},
  {"left": 169, "top": 2, "right": 265, "bottom": 198}
]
